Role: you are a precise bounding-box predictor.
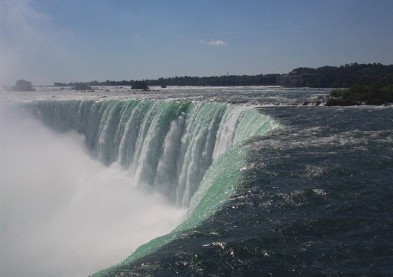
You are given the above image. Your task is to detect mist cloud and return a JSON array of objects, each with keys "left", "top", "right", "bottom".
[{"left": 0, "top": 100, "right": 185, "bottom": 277}]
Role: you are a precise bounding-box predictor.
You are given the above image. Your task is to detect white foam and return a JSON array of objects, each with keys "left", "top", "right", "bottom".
[{"left": 0, "top": 101, "right": 185, "bottom": 277}]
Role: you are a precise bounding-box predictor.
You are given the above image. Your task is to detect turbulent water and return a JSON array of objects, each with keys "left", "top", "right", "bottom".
[
  {"left": 1, "top": 87, "right": 392, "bottom": 276},
  {"left": 29, "top": 99, "right": 279, "bottom": 206}
]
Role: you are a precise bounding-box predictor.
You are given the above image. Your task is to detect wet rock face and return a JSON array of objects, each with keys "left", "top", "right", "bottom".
[{"left": 302, "top": 96, "right": 326, "bottom": 106}]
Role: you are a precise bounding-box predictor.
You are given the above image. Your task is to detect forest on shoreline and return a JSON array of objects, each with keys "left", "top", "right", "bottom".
[
  {"left": 37, "top": 63, "right": 392, "bottom": 105},
  {"left": 54, "top": 63, "right": 393, "bottom": 89}
]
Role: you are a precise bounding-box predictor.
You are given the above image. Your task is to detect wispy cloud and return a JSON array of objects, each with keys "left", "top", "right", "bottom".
[
  {"left": 0, "top": 0, "right": 89, "bottom": 85},
  {"left": 200, "top": 39, "right": 228, "bottom": 46}
]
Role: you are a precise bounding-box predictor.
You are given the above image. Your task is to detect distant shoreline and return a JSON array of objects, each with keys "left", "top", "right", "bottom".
[{"left": 53, "top": 63, "right": 393, "bottom": 89}]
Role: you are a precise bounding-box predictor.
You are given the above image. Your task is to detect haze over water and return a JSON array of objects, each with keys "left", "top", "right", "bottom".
[
  {"left": 1, "top": 1, "right": 393, "bottom": 276},
  {"left": 0, "top": 94, "right": 186, "bottom": 277}
]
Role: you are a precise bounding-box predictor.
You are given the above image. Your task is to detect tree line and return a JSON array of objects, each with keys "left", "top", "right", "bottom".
[
  {"left": 54, "top": 63, "right": 393, "bottom": 88},
  {"left": 290, "top": 63, "right": 393, "bottom": 88},
  {"left": 55, "top": 74, "right": 279, "bottom": 88},
  {"left": 327, "top": 83, "right": 393, "bottom": 106}
]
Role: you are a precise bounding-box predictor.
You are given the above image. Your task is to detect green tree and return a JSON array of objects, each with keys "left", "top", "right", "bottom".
[{"left": 12, "top": 79, "right": 34, "bottom": 91}]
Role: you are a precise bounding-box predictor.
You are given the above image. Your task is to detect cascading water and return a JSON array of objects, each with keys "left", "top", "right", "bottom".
[
  {"left": 28, "top": 98, "right": 280, "bottom": 275},
  {"left": 31, "top": 99, "right": 280, "bottom": 206},
  {"left": 4, "top": 87, "right": 391, "bottom": 277}
]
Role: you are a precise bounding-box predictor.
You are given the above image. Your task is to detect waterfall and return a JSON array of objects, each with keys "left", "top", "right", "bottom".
[{"left": 30, "top": 99, "right": 279, "bottom": 206}]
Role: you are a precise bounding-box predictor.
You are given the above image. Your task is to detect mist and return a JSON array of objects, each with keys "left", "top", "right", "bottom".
[{"left": 0, "top": 97, "right": 186, "bottom": 277}]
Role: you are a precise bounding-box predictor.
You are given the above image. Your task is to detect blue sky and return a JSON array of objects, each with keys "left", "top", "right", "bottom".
[{"left": 1, "top": 0, "right": 393, "bottom": 85}]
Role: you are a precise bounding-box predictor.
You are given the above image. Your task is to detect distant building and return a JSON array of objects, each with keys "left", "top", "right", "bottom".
[{"left": 277, "top": 71, "right": 315, "bottom": 87}]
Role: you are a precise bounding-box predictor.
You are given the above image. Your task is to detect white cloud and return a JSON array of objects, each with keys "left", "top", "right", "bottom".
[{"left": 200, "top": 39, "right": 228, "bottom": 46}]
